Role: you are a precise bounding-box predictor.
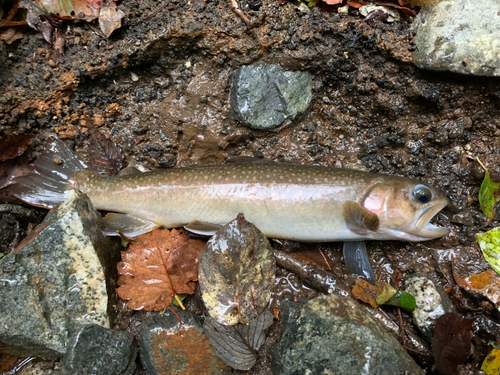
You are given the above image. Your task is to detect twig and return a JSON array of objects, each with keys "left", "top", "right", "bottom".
[
  {"left": 144, "top": 3, "right": 180, "bottom": 21},
  {"left": 317, "top": 246, "right": 332, "bottom": 271},
  {"left": 230, "top": 0, "right": 251, "bottom": 27},
  {"left": 397, "top": 307, "right": 407, "bottom": 350},
  {"left": 168, "top": 306, "right": 183, "bottom": 327},
  {"left": 0, "top": 2, "right": 20, "bottom": 28}
]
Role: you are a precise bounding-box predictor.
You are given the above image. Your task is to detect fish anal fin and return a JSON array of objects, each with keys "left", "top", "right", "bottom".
[
  {"left": 102, "top": 213, "right": 159, "bottom": 237},
  {"left": 342, "top": 201, "right": 380, "bottom": 234},
  {"left": 184, "top": 220, "right": 222, "bottom": 236}
]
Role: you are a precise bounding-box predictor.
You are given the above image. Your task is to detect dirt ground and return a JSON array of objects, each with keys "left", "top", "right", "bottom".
[{"left": 1, "top": 0, "right": 500, "bottom": 373}]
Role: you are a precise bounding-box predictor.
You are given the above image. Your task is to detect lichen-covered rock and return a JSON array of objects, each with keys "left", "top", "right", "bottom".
[
  {"left": 404, "top": 273, "right": 455, "bottom": 339},
  {"left": 230, "top": 65, "right": 312, "bottom": 131},
  {"left": 0, "top": 190, "right": 121, "bottom": 358},
  {"left": 412, "top": 0, "right": 500, "bottom": 76},
  {"left": 140, "top": 309, "right": 226, "bottom": 375},
  {"left": 272, "top": 294, "right": 424, "bottom": 375},
  {"left": 62, "top": 324, "right": 137, "bottom": 375}
]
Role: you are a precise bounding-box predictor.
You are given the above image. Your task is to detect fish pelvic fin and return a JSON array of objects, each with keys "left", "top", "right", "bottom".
[
  {"left": 342, "top": 201, "right": 380, "bottom": 234},
  {"left": 102, "top": 213, "right": 159, "bottom": 237},
  {"left": 184, "top": 220, "right": 222, "bottom": 236},
  {"left": 6, "top": 137, "right": 87, "bottom": 209}
]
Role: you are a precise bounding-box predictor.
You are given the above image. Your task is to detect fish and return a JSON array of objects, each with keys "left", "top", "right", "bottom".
[{"left": 6, "top": 138, "right": 449, "bottom": 243}]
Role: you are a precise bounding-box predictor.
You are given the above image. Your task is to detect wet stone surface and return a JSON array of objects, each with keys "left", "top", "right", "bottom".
[
  {"left": 0, "top": 190, "right": 121, "bottom": 358},
  {"left": 272, "top": 294, "right": 424, "bottom": 375},
  {"left": 412, "top": 0, "right": 500, "bottom": 76},
  {"left": 139, "top": 308, "right": 226, "bottom": 375},
  {"left": 62, "top": 324, "right": 137, "bottom": 375},
  {"left": 404, "top": 273, "right": 455, "bottom": 339},
  {"left": 230, "top": 65, "right": 313, "bottom": 131}
]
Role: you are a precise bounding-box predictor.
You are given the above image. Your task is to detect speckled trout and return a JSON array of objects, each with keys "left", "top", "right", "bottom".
[{"left": 9, "top": 138, "right": 449, "bottom": 242}]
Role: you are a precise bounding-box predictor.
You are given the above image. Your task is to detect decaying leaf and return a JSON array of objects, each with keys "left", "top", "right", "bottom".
[
  {"left": 199, "top": 214, "right": 276, "bottom": 325},
  {"left": 99, "top": 0, "right": 124, "bottom": 38},
  {"left": 0, "top": 134, "right": 33, "bottom": 163},
  {"left": 464, "top": 270, "right": 500, "bottom": 310},
  {"left": 0, "top": 28, "right": 26, "bottom": 44},
  {"left": 431, "top": 312, "right": 473, "bottom": 375},
  {"left": 353, "top": 278, "right": 416, "bottom": 311},
  {"left": 88, "top": 130, "right": 126, "bottom": 176},
  {"left": 31, "top": 0, "right": 99, "bottom": 21},
  {"left": 322, "top": 0, "right": 343, "bottom": 4},
  {"left": 482, "top": 348, "right": 500, "bottom": 375},
  {"left": 204, "top": 310, "right": 274, "bottom": 371},
  {"left": 116, "top": 228, "right": 205, "bottom": 311},
  {"left": 476, "top": 227, "right": 500, "bottom": 275},
  {"left": 478, "top": 157, "right": 500, "bottom": 222}
]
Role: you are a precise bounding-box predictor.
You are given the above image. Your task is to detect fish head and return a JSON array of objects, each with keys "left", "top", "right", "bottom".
[{"left": 362, "top": 179, "right": 449, "bottom": 241}]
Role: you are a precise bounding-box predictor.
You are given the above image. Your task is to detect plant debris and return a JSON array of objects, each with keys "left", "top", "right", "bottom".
[
  {"left": 199, "top": 214, "right": 276, "bottom": 325},
  {"left": 482, "top": 348, "right": 500, "bottom": 375},
  {"left": 204, "top": 310, "right": 274, "bottom": 371},
  {"left": 0, "top": 134, "right": 33, "bottom": 163},
  {"left": 477, "top": 157, "right": 500, "bottom": 222},
  {"left": 116, "top": 228, "right": 205, "bottom": 311},
  {"left": 352, "top": 278, "right": 416, "bottom": 311},
  {"left": 431, "top": 312, "right": 473, "bottom": 375},
  {"left": 87, "top": 130, "right": 126, "bottom": 176},
  {"left": 476, "top": 227, "right": 500, "bottom": 275},
  {"left": 464, "top": 270, "right": 500, "bottom": 310}
]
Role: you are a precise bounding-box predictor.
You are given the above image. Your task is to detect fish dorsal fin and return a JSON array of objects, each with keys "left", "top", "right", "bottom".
[
  {"left": 342, "top": 201, "right": 380, "bottom": 234},
  {"left": 184, "top": 220, "right": 222, "bottom": 236},
  {"left": 102, "top": 213, "right": 159, "bottom": 237}
]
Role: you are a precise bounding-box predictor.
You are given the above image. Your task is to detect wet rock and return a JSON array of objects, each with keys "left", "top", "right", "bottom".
[
  {"left": 0, "top": 204, "right": 41, "bottom": 257},
  {"left": 272, "top": 295, "right": 424, "bottom": 375},
  {"left": 230, "top": 65, "right": 312, "bottom": 132},
  {"left": 61, "top": 324, "right": 137, "bottom": 375},
  {"left": 0, "top": 190, "right": 122, "bottom": 358},
  {"left": 140, "top": 308, "right": 226, "bottom": 375},
  {"left": 412, "top": 0, "right": 500, "bottom": 76},
  {"left": 404, "top": 274, "right": 455, "bottom": 339}
]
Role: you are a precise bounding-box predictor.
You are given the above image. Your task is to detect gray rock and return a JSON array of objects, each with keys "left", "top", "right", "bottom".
[
  {"left": 404, "top": 273, "right": 455, "bottom": 339},
  {"left": 412, "top": 0, "right": 500, "bottom": 76},
  {"left": 61, "top": 324, "right": 137, "bottom": 375},
  {"left": 230, "top": 65, "right": 312, "bottom": 131},
  {"left": 140, "top": 308, "right": 226, "bottom": 375},
  {"left": 0, "top": 190, "right": 122, "bottom": 358},
  {"left": 272, "top": 295, "right": 424, "bottom": 375}
]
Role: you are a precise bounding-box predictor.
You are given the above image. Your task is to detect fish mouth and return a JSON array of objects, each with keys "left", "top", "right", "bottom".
[{"left": 412, "top": 200, "right": 450, "bottom": 240}]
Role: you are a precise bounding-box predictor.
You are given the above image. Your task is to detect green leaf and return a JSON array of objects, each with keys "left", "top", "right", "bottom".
[
  {"left": 171, "top": 294, "right": 188, "bottom": 307},
  {"left": 478, "top": 157, "right": 500, "bottom": 220},
  {"left": 0, "top": 253, "right": 3, "bottom": 259},
  {"left": 476, "top": 227, "right": 500, "bottom": 275},
  {"left": 384, "top": 291, "right": 416, "bottom": 312}
]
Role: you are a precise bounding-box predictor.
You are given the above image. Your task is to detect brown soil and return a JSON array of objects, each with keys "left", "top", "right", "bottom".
[{"left": 1, "top": 0, "right": 500, "bottom": 373}]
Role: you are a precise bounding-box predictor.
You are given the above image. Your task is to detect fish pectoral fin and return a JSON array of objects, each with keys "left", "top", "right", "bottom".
[
  {"left": 342, "top": 201, "right": 380, "bottom": 234},
  {"left": 184, "top": 221, "right": 222, "bottom": 236},
  {"left": 102, "top": 213, "right": 159, "bottom": 237}
]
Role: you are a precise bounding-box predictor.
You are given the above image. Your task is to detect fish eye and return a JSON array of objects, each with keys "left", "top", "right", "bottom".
[{"left": 414, "top": 185, "right": 432, "bottom": 204}]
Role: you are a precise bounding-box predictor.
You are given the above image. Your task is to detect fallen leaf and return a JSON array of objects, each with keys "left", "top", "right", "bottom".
[
  {"left": 204, "top": 310, "right": 274, "bottom": 371},
  {"left": 353, "top": 278, "right": 416, "bottom": 311},
  {"left": 482, "top": 348, "right": 500, "bottom": 375},
  {"left": 0, "top": 353, "right": 18, "bottom": 372},
  {"left": 347, "top": 0, "right": 363, "bottom": 9},
  {"left": 0, "top": 134, "right": 33, "bottom": 162},
  {"left": 87, "top": 130, "right": 126, "bottom": 176},
  {"left": 34, "top": 0, "right": 99, "bottom": 21},
  {"left": 199, "top": 214, "right": 276, "bottom": 325},
  {"left": 0, "top": 27, "right": 25, "bottom": 44},
  {"left": 99, "top": 0, "right": 124, "bottom": 38},
  {"left": 322, "top": 0, "right": 343, "bottom": 4},
  {"left": 51, "top": 28, "right": 65, "bottom": 65},
  {"left": 20, "top": 1, "right": 54, "bottom": 43},
  {"left": 476, "top": 227, "right": 500, "bottom": 275},
  {"left": 465, "top": 270, "right": 500, "bottom": 309},
  {"left": 431, "top": 312, "right": 473, "bottom": 375},
  {"left": 477, "top": 158, "right": 500, "bottom": 222},
  {"left": 116, "top": 228, "right": 205, "bottom": 311},
  {"left": 373, "top": 1, "right": 416, "bottom": 16}
]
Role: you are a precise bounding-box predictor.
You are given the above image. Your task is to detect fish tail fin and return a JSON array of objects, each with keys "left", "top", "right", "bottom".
[{"left": 6, "top": 137, "right": 88, "bottom": 209}]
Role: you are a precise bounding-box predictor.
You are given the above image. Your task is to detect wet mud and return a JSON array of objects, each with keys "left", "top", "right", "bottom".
[{"left": 1, "top": 0, "right": 500, "bottom": 373}]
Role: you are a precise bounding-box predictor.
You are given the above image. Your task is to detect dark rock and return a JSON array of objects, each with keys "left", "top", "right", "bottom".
[
  {"left": 230, "top": 65, "right": 312, "bottom": 132},
  {"left": 0, "top": 190, "right": 122, "bottom": 358},
  {"left": 0, "top": 204, "right": 41, "bottom": 257},
  {"left": 62, "top": 324, "right": 137, "bottom": 375},
  {"left": 412, "top": 0, "right": 500, "bottom": 76},
  {"left": 140, "top": 308, "right": 226, "bottom": 375},
  {"left": 272, "top": 295, "right": 424, "bottom": 375},
  {"left": 404, "top": 274, "right": 455, "bottom": 339}
]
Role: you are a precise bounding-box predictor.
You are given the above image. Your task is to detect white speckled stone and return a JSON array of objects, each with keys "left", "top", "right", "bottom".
[{"left": 0, "top": 191, "right": 121, "bottom": 358}]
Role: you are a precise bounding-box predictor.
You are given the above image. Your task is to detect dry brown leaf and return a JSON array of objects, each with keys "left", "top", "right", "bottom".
[
  {"left": 465, "top": 269, "right": 500, "bottom": 308},
  {"left": 99, "top": 0, "right": 124, "bottom": 38},
  {"left": 0, "top": 28, "right": 25, "bottom": 44},
  {"left": 116, "top": 228, "right": 205, "bottom": 311},
  {"left": 352, "top": 277, "right": 379, "bottom": 308}
]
